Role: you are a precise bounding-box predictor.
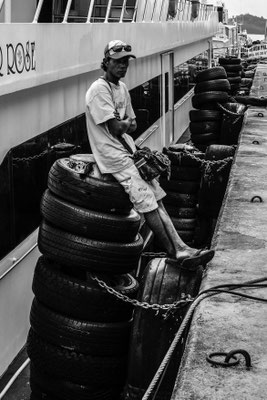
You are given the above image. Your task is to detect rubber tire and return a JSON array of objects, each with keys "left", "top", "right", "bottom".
[
  {"left": 189, "top": 121, "right": 221, "bottom": 135},
  {"left": 227, "top": 71, "right": 241, "bottom": 77},
  {"left": 32, "top": 256, "right": 138, "bottom": 322},
  {"left": 27, "top": 329, "right": 127, "bottom": 386},
  {"left": 30, "top": 298, "right": 131, "bottom": 356},
  {"left": 125, "top": 258, "right": 203, "bottom": 397},
  {"left": 223, "top": 64, "right": 242, "bottom": 72},
  {"left": 163, "top": 149, "right": 204, "bottom": 167},
  {"left": 30, "top": 364, "right": 115, "bottom": 400},
  {"left": 189, "top": 110, "right": 222, "bottom": 122},
  {"left": 192, "top": 91, "right": 229, "bottom": 109},
  {"left": 195, "top": 67, "right": 227, "bottom": 83},
  {"left": 163, "top": 192, "right": 197, "bottom": 207},
  {"left": 227, "top": 76, "right": 242, "bottom": 84},
  {"left": 41, "top": 189, "right": 140, "bottom": 243},
  {"left": 170, "top": 166, "right": 201, "bottom": 181},
  {"left": 219, "top": 57, "right": 241, "bottom": 65},
  {"left": 191, "top": 132, "right": 218, "bottom": 144},
  {"left": 164, "top": 205, "right": 196, "bottom": 219},
  {"left": 159, "top": 179, "right": 200, "bottom": 194},
  {"left": 194, "top": 79, "right": 230, "bottom": 94},
  {"left": 38, "top": 220, "right": 143, "bottom": 274},
  {"left": 48, "top": 158, "right": 132, "bottom": 215}
]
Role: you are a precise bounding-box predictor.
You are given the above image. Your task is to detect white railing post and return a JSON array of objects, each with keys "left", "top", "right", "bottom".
[
  {"left": 0, "top": 0, "right": 5, "bottom": 15},
  {"left": 119, "top": 0, "right": 128, "bottom": 22},
  {"left": 4, "top": 0, "right": 11, "bottom": 22},
  {"left": 33, "top": 0, "right": 45, "bottom": 23},
  {"left": 62, "top": 0, "right": 73, "bottom": 23},
  {"left": 104, "top": 0, "right": 113, "bottom": 23},
  {"left": 86, "top": 0, "right": 95, "bottom": 22},
  {"left": 132, "top": 0, "right": 139, "bottom": 22}
]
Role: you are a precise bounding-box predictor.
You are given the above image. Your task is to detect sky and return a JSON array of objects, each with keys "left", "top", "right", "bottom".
[{"left": 223, "top": 0, "right": 267, "bottom": 18}]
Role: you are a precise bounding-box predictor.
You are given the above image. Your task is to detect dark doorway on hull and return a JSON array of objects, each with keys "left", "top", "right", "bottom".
[{"left": 37, "top": 0, "right": 53, "bottom": 22}]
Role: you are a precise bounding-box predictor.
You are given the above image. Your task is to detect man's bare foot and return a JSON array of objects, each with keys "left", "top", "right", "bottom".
[{"left": 175, "top": 248, "right": 215, "bottom": 269}]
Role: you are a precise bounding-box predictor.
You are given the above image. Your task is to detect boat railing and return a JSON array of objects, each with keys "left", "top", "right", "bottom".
[{"left": 31, "top": 0, "right": 216, "bottom": 24}]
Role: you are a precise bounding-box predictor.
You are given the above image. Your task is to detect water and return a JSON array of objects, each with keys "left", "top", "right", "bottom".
[{"left": 248, "top": 34, "right": 265, "bottom": 42}]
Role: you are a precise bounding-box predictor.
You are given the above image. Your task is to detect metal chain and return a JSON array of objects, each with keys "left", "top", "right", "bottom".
[
  {"left": 12, "top": 149, "right": 48, "bottom": 163},
  {"left": 90, "top": 275, "right": 193, "bottom": 318},
  {"left": 184, "top": 150, "right": 234, "bottom": 169}
]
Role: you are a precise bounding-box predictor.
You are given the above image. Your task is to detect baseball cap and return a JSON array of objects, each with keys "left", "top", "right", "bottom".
[{"left": 104, "top": 40, "right": 136, "bottom": 60}]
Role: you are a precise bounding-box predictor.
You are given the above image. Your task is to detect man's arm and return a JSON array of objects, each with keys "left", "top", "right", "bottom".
[{"left": 107, "top": 115, "right": 136, "bottom": 137}]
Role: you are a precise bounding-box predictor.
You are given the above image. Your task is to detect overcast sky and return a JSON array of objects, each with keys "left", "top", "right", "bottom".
[{"left": 223, "top": 0, "right": 267, "bottom": 18}]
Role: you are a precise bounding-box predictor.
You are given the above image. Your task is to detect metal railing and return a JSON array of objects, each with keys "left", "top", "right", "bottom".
[{"left": 32, "top": 0, "right": 216, "bottom": 24}]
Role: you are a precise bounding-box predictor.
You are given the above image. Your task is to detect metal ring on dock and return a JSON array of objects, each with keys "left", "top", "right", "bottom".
[
  {"left": 257, "top": 112, "right": 264, "bottom": 117},
  {"left": 206, "top": 352, "right": 240, "bottom": 367},
  {"left": 250, "top": 196, "right": 263, "bottom": 203},
  {"left": 225, "top": 349, "right": 252, "bottom": 369},
  {"left": 252, "top": 140, "right": 260, "bottom": 145}
]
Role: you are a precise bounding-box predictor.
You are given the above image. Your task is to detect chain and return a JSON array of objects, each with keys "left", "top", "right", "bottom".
[
  {"left": 12, "top": 149, "right": 48, "bottom": 163},
  {"left": 90, "top": 275, "right": 194, "bottom": 319}
]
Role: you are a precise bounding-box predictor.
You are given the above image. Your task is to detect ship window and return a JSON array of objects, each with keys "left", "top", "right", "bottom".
[
  {"left": 129, "top": 76, "right": 161, "bottom": 141},
  {"left": 0, "top": 115, "right": 90, "bottom": 261},
  {"left": 174, "top": 53, "right": 208, "bottom": 104}
]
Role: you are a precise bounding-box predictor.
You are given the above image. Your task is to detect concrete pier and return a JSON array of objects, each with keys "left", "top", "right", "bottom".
[{"left": 171, "top": 64, "right": 267, "bottom": 400}]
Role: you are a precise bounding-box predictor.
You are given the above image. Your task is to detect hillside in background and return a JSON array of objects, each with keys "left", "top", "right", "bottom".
[{"left": 229, "top": 13, "right": 266, "bottom": 34}]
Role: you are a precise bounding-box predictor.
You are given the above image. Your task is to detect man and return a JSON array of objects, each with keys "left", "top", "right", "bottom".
[{"left": 85, "top": 39, "right": 214, "bottom": 268}]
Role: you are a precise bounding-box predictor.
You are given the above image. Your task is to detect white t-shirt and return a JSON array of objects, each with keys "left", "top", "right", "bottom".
[{"left": 85, "top": 78, "right": 136, "bottom": 174}]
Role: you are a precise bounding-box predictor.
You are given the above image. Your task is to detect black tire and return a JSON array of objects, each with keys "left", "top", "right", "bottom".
[
  {"left": 164, "top": 205, "right": 196, "bottom": 219},
  {"left": 194, "top": 79, "right": 230, "bottom": 94},
  {"left": 159, "top": 179, "right": 199, "bottom": 194},
  {"left": 189, "top": 121, "right": 221, "bottom": 135},
  {"left": 30, "top": 364, "right": 115, "bottom": 400},
  {"left": 163, "top": 149, "right": 204, "bottom": 167},
  {"left": 125, "top": 258, "right": 202, "bottom": 397},
  {"left": 227, "top": 76, "right": 242, "bottom": 84},
  {"left": 170, "top": 166, "right": 201, "bottom": 181},
  {"left": 48, "top": 158, "right": 132, "bottom": 215},
  {"left": 32, "top": 256, "right": 138, "bottom": 322},
  {"left": 169, "top": 218, "right": 196, "bottom": 230},
  {"left": 38, "top": 220, "right": 143, "bottom": 274},
  {"left": 196, "top": 67, "right": 227, "bottom": 83},
  {"left": 205, "top": 144, "right": 235, "bottom": 161},
  {"left": 27, "top": 329, "right": 127, "bottom": 386},
  {"left": 176, "top": 230, "right": 195, "bottom": 242},
  {"left": 191, "top": 132, "right": 218, "bottom": 144},
  {"left": 30, "top": 298, "right": 131, "bottom": 356},
  {"left": 163, "top": 192, "right": 197, "bottom": 207},
  {"left": 223, "top": 64, "right": 242, "bottom": 72},
  {"left": 192, "top": 91, "right": 229, "bottom": 109},
  {"left": 227, "top": 71, "right": 241, "bottom": 77},
  {"left": 189, "top": 110, "right": 222, "bottom": 122},
  {"left": 196, "top": 102, "right": 220, "bottom": 110},
  {"left": 41, "top": 189, "right": 140, "bottom": 243},
  {"left": 219, "top": 57, "right": 241, "bottom": 65}
]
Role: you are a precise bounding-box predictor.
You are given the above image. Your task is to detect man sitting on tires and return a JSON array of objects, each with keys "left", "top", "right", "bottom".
[{"left": 85, "top": 39, "right": 214, "bottom": 268}]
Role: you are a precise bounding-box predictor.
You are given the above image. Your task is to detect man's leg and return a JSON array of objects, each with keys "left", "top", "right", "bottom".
[{"left": 144, "top": 201, "right": 197, "bottom": 260}]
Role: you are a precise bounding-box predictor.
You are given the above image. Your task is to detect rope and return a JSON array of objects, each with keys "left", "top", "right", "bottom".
[
  {"left": 141, "top": 292, "right": 210, "bottom": 400},
  {"left": 141, "top": 277, "right": 267, "bottom": 400},
  {"left": 0, "top": 358, "right": 30, "bottom": 399}
]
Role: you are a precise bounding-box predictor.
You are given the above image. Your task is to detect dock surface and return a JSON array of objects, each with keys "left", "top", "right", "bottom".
[{"left": 171, "top": 64, "right": 267, "bottom": 399}]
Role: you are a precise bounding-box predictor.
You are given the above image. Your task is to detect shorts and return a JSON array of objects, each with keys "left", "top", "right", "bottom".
[{"left": 113, "top": 164, "right": 166, "bottom": 214}]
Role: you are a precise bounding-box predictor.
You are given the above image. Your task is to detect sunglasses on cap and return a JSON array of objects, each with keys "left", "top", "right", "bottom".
[{"left": 107, "top": 44, "right": 132, "bottom": 56}]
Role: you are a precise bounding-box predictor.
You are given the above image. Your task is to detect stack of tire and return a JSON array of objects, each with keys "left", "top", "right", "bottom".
[
  {"left": 196, "top": 144, "right": 235, "bottom": 247},
  {"left": 218, "top": 57, "right": 243, "bottom": 96},
  {"left": 190, "top": 66, "right": 231, "bottom": 152},
  {"left": 160, "top": 145, "right": 205, "bottom": 247},
  {"left": 27, "top": 155, "right": 144, "bottom": 400}
]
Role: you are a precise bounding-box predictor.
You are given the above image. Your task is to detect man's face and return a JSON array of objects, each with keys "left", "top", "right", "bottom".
[{"left": 106, "top": 57, "right": 130, "bottom": 79}]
